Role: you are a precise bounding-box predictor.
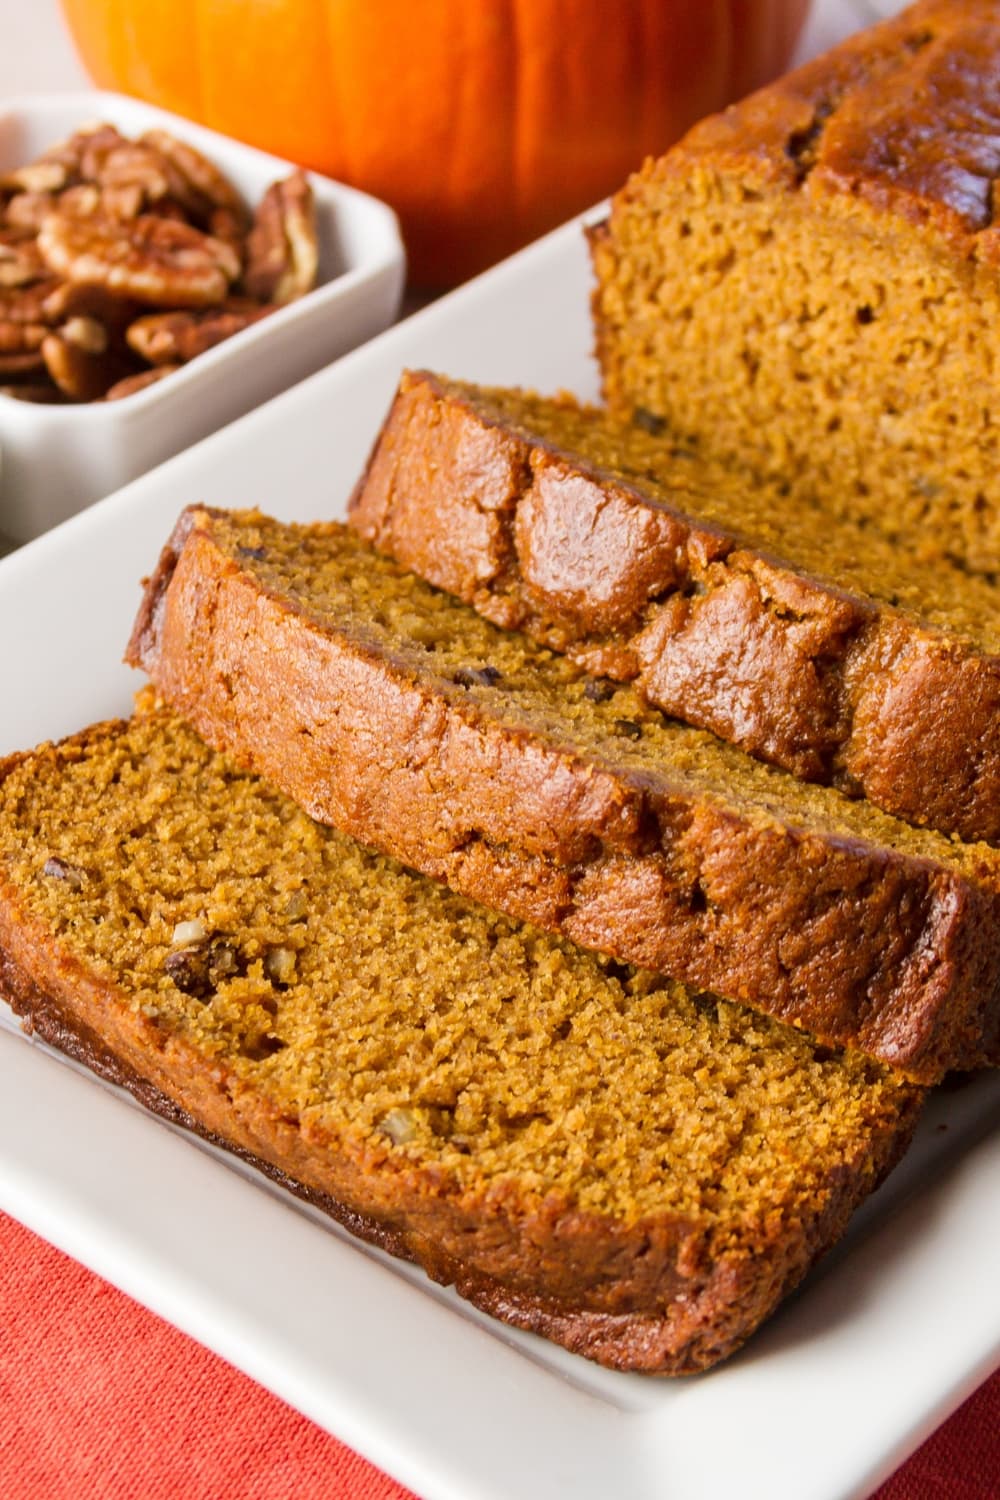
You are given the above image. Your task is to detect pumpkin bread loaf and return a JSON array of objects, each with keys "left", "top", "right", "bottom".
[
  {"left": 591, "top": 0, "right": 1000, "bottom": 576},
  {"left": 0, "top": 710, "right": 923, "bottom": 1375},
  {"left": 127, "top": 507, "right": 1000, "bottom": 1082},
  {"left": 350, "top": 369, "right": 1000, "bottom": 846}
]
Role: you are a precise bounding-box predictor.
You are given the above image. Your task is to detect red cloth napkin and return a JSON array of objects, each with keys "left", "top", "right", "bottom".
[{"left": 0, "top": 1209, "right": 996, "bottom": 1500}]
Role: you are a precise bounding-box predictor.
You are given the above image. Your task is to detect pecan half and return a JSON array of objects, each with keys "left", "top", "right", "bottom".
[
  {"left": 1, "top": 161, "right": 68, "bottom": 195},
  {"left": 4, "top": 192, "right": 57, "bottom": 233},
  {"left": 243, "top": 171, "right": 318, "bottom": 303},
  {"left": 0, "top": 237, "right": 51, "bottom": 289},
  {"left": 53, "top": 180, "right": 148, "bottom": 223},
  {"left": 37, "top": 211, "right": 240, "bottom": 307},
  {"left": 75, "top": 123, "right": 132, "bottom": 182},
  {"left": 41, "top": 323, "right": 133, "bottom": 401},
  {"left": 0, "top": 349, "right": 45, "bottom": 379},
  {"left": 40, "top": 279, "right": 141, "bottom": 330},
  {"left": 53, "top": 184, "right": 102, "bottom": 218},
  {"left": 126, "top": 300, "right": 274, "bottom": 364},
  {"left": 0, "top": 279, "right": 62, "bottom": 323},
  {"left": 0, "top": 319, "right": 47, "bottom": 353},
  {"left": 140, "top": 129, "right": 246, "bottom": 221},
  {"left": 96, "top": 142, "right": 178, "bottom": 205}
]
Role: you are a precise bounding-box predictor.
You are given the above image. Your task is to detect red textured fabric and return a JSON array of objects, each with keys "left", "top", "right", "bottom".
[
  {"left": 872, "top": 1373, "right": 1000, "bottom": 1500},
  {"left": 0, "top": 1213, "right": 415, "bottom": 1500},
  {"left": 0, "top": 1209, "right": 995, "bottom": 1500}
]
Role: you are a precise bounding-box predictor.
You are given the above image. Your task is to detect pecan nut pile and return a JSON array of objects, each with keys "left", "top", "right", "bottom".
[{"left": 0, "top": 122, "right": 320, "bottom": 404}]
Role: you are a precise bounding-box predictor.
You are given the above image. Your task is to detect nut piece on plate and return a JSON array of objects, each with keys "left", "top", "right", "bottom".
[
  {"left": 244, "top": 171, "right": 318, "bottom": 303},
  {"left": 126, "top": 301, "right": 275, "bottom": 364}
]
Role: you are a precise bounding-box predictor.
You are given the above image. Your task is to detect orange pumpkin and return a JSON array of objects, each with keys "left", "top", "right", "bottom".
[{"left": 60, "top": 0, "right": 809, "bottom": 287}]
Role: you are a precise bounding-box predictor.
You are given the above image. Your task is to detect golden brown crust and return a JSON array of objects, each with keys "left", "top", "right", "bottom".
[
  {"left": 348, "top": 371, "right": 1000, "bottom": 846},
  {"left": 126, "top": 508, "right": 1000, "bottom": 1082},
  {"left": 652, "top": 0, "right": 1000, "bottom": 255}
]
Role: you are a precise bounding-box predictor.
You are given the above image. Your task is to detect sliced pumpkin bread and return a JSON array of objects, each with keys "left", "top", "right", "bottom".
[
  {"left": 349, "top": 369, "right": 1000, "bottom": 846},
  {"left": 590, "top": 0, "right": 1000, "bottom": 576},
  {"left": 127, "top": 506, "right": 1000, "bottom": 1082},
  {"left": 0, "top": 710, "right": 923, "bottom": 1375}
]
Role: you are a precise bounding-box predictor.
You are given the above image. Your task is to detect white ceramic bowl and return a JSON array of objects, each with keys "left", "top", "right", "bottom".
[{"left": 0, "top": 91, "right": 405, "bottom": 543}]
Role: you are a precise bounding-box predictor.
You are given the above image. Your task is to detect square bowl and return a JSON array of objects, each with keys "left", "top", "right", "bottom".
[{"left": 0, "top": 90, "right": 405, "bottom": 543}]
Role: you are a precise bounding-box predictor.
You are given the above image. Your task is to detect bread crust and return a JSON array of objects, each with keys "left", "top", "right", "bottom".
[
  {"left": 647, "top": 0, "right": 1000, "bottom": 256},
  {"left": 127, "top": 508, "right": 1000, "bottom": 1082},
  {"left": 348, "top": 370, "right": 1000, "bottom": 847},
  {"left": 0, "top": 754, "right": 922, "bottom": 1376}
]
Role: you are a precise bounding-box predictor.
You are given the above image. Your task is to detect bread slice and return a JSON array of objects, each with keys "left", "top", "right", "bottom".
[
  {"left": 349, "top": 369, "right": 1000, "bottom": 847},
  {"left": 0, "top": 710, "right": 923, "bottom": 1375},
  {"left": 127, "top": 506, "right": 1000, "bottom": 1082},
  {"left": 590, "top": 0, "right": 1000, "bottom": 576}
]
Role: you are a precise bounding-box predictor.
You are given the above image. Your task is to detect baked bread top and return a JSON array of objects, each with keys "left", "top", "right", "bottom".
[{"left": 663, "top": 0, "right": 1000, "bottom": 256}]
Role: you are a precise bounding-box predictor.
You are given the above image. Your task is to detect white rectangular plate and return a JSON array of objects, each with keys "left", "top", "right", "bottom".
[{"left": 0, "top": 212, "right": 998, "bottom": 1500}]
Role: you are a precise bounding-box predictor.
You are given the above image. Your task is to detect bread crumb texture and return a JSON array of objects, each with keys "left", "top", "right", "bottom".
[
  {"left": 0, "top": 711, "right": 915, "bottom": 1232},
  {"left": 592, "top": 0, "right": 1000, "bottom": 576}
]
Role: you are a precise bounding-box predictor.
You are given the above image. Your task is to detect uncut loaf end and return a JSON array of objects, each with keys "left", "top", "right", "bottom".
[
  {"left": 0, "top": 711, "right": 923, "bottom": 1374},
  {"left": 591, "top": 0, "right": 1000, "bottom": 576},
  {"left": 128, "top": 506, "right": 1000, "bottom": 1082},
  {"left": 349, "top": 369, "right": 1000, "bottom": 848}
]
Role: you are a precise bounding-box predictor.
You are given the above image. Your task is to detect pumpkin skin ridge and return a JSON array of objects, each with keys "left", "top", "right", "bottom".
[{"left": 58, "top": 0, "right": 809, "bottom": 287}]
